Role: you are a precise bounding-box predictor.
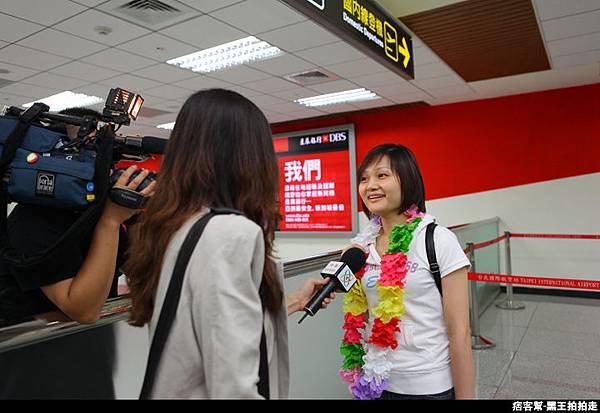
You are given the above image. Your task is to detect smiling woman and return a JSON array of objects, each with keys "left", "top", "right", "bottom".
[
  {"left": 360, "top": 157, "right": 403, "bottom": 218},
  {"left": 358, "top": 144, "right": 425, "bottom": 223},
  {"left": 340, "top": 143, "right": 474, "bottom": 400}
]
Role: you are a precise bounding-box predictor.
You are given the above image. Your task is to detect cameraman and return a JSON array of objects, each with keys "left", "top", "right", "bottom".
[{"left": 0, "top": 108, "right": 156, "bottom": 325}]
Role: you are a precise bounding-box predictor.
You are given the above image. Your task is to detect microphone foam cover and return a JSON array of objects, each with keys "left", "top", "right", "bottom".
[{"left": 340, "top": 247, "right": 367, "bottom": 273}]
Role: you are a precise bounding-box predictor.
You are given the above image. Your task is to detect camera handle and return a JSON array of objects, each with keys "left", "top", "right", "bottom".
[
  {"left": 108, "top": 168, "right": 155, "bottom": 210},
  {"left": 110, "top": 187, "right": 148, "bottom": 209}
]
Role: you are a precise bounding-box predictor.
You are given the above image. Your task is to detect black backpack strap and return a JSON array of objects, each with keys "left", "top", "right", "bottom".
[
  {"left": 139, "top": 210, "right": 218, "bottom": 399},
  {"left": 426, "top": 222, "right": 443, "bottom": 297},
  {"left": 0, "top": 103, "right": 49, "bottom": 173},
  {"left": 139, "top": 208, "right": 270, "bottom": 399},
  {"left": 258, "top": 281, "right": 270, "bottom": 400}
]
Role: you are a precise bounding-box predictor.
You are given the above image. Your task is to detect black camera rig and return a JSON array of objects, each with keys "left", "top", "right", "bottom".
[
  {"left": 0, "top": 88, "right": 165, "bottom": 325},
  {"left": 0, "top": 87, "right": 166, "bottom": 211}
]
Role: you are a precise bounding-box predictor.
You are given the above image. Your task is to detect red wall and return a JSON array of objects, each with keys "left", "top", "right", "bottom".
[{"left": 272, "top": 83, "right": 600, "bottom": 200}]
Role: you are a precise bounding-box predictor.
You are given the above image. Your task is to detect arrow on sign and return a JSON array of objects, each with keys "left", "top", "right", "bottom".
[{"left": 399, "top": 37, "right": 410, "bottom": 68}]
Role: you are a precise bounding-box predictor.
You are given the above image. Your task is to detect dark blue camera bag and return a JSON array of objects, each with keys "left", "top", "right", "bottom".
[
  {"left": 0, "top": 116, "right": 97, "bottom": 211},
  {"left": 0, "top": 104, "right": 114, "bottom": 275}
]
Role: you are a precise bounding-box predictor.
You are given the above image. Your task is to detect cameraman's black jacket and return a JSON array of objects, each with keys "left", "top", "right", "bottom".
[
  {"left": 0, "top": 204, "right": 127, "bottom": 325},
  {"left": 0, "top": 105, "right": 122, "bottom": 326}
]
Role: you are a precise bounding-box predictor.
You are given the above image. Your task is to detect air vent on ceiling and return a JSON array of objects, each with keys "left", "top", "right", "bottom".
[
  {"left": 284, "top": 69, "right": 341, "bottom": 86},
  {"left": 99, "top": 0, "right": 198, "bottom": 30},
  {"left": 120, "top": 0, "right": 179, "bottom": 12}
]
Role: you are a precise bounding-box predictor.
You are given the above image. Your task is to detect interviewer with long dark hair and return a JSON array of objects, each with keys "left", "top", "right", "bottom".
[{"left": 125, "top": 89, "right": 331, "bottom": 399}]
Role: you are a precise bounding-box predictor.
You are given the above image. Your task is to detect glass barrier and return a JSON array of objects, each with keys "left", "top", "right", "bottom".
[
  {"left": 448, "top": 217, "right": 501, "bottom": 314},
  {"left": 284, "top": 268, "right": 350, "bottom": 399}
]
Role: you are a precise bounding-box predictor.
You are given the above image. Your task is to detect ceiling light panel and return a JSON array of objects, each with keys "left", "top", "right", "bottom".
[
  {"left": 22, "top": 91, "right": 103, "bottom": 112},
  {"left": 157, "top": 122, "right": 175, "bottom": 130},
  {"left": 295, "top": 88, "right": 380, "bottom": 107},
  {"left": 166, "top": 36, "right": 283, "bottom": 74}
]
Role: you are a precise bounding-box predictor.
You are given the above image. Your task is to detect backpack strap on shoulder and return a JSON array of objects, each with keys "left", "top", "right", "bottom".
[{"left": 425, "top": 222, "right": 442, "bottom": 297}]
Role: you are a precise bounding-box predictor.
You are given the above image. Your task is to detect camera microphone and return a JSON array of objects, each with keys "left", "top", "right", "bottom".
[
  {"left": 298, "top": 247, "right": 367, "bottom": 324},
  {"left": 115, "top": 135, "right": 168, "bottom": 155},
  {"left": 140, "top": 136, "right": 168, "bottom": 154}
]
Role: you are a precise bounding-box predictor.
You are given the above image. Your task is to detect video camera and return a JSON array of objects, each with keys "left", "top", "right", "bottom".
[{"left": 0, "top": 87, "right": 167, "bottom": 211}]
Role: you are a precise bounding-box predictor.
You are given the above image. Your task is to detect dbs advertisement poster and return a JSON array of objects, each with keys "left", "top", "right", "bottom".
[{"left": 274, "top": 124, "right": 357, "bottom": 235}]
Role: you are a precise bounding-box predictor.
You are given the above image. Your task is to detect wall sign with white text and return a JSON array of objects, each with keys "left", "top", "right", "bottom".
[{"left": 274, "top": 125, "right": 358, "bottom": 235}]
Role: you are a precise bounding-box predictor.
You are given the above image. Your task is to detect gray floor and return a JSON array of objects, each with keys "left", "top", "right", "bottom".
[{"left": 474, "top": 293, "right": 600, "bottom": 399}]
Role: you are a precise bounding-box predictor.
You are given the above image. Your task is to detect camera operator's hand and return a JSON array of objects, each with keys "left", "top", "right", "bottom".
[{"left": 101, "top": 165, "right": 156, "bottom": 226}]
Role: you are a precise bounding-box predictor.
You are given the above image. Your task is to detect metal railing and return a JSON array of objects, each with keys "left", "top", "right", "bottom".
[
  {"left": 283, "top": 250, "right": 342, "bottom": 278},
  {"left": 494, "top": 231, "right": 525, "bottom": 310},
  {"left": 0, "top": 217, "right": 502, "bottom": 354},
  {"left": 0, "top": 298, "right": 130, "bottom": 354}
]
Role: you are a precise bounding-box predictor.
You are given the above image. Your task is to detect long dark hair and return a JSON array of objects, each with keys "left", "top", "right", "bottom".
[
  {"left": 357, "top": 143, "right": 426, "bottom": 219},
  {"left": 125, "top": 89, "right": 282, "bottom": 326}
]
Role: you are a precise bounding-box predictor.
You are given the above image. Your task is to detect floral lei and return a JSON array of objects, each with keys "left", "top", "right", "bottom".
[{"left": 339, "top": 206, "right": 425, "bottom": 399}]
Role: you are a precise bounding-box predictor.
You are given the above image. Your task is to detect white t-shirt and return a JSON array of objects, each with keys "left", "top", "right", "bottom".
[{"left": 353, "top": 214, "right": 470, "bottom": 395}]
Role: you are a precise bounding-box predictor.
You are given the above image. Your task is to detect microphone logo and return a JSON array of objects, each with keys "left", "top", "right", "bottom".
[
  {"left": 322, "top": 261, "right": 343, "bottom": 275},
  {"left": 321, "top": 262, "right": 356, "bottom": 291},
  {"left": 298, "top": 248, "right": 366, "bottom": 324},
  {"left": 338, "top": 266, "right": 356, "bottom": 291}
]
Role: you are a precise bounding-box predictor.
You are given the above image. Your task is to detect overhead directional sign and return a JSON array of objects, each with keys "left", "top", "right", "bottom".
[
  {"left": 306, "top": 0, "right": 326, "bottom": 10},
  {"left": 281, "top": 0, "right": 414, "bottom": 80}
]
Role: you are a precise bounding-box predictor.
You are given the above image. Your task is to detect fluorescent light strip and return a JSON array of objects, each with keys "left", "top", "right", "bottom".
[
  {"left": 300, "top": 90, "right": 377, "bottom": 104},
  {"left": 157, "top": 122, "right": 175, "bottom": 130},
  {"left": 301, "top": 89, "right": 376, "bottom": 104},
  {"left": 23, "top": 91, "right": 103, "bottom": 112},
  {"left": 295, "top": 88, "right": 380, "bottom": 107},
  {"left": 167, "top": 36, "right": 283, "bottom": 74}
]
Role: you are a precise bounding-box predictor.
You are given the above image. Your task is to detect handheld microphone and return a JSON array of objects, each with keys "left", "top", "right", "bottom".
[{"left": 298, "top": 247, "right": 366, "bottom": 324}]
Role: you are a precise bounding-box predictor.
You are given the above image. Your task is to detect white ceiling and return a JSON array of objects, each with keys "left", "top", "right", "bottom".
[{"left": 0, "top": 0, "right": 598, "bottom": 139}]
